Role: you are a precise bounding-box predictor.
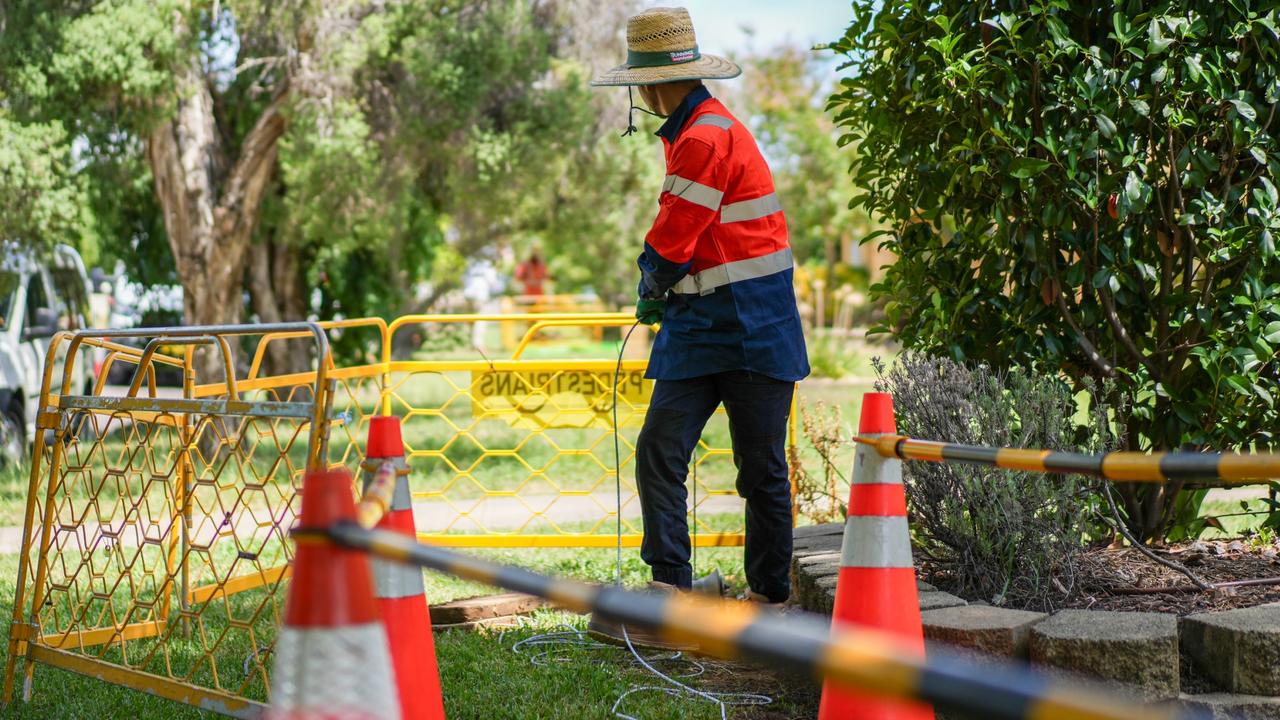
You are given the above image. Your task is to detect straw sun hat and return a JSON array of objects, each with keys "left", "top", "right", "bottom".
[{"left": 591, "top": 7, "right": 742, "bottom": 86}]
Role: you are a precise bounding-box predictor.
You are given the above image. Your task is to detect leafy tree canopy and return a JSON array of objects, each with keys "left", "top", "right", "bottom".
[
  {"left": 0, "top": 114, "right": 91, "bottom": 253},
  {"left": 0, "top": 0, "right": 654, "bottom": 365},
  {"left": 832, "top": 0, "right": 1280, "bottom": 450},
  {"left": 735, "top": 44, "right": 871, "bottom": 269}
]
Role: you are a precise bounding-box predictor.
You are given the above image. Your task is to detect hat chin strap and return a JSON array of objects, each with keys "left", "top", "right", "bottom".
[{"left": 623, "top": 86, "right": 664, "bottom": 137}]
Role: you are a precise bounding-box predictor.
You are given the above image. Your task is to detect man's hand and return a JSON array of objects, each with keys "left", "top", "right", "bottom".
[{"left": 636, "top": 298, "right": 666, "bottom": 325}]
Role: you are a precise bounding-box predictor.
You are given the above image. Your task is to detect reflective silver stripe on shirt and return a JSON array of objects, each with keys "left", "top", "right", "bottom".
[
  {"left": 721, "top": 192, "right": 782, "bottom": 224},
  {"left": 690, "top": 114, "right": 734, "bottom": 130},
  {"left": 839, "top": 515, "right": 915, "bottom": 569},
  {"left": 662, "top": 174, "right": 723, "bottom": 211},
  {"left": 671, "top": 246, "right": 793, "bottom": 295}
]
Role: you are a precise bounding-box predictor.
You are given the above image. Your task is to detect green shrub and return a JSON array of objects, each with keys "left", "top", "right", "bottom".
[
  {"left": 878, "top": 354, "right": 1116, "bottom": 610},
  {"left": 830, "top": 1, "right": 1280, "bottom": 541},
  {"left": 793, "top": 399, "right": 850, "bottom": 524},
  {"left": 807, "top": 336, "right": 855, "bottom": 379}
]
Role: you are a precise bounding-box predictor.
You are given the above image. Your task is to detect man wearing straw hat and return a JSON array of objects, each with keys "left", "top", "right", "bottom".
[{"left": 592, "top": 7, "right": 809, "bottom": 615}]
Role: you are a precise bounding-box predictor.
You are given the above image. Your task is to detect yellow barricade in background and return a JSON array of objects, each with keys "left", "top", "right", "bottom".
[
  {"left": 468, "top": 367, "right": 652, "bottom": 429},
  {"left": 352, "top": 314, "right": 785, "bottom": 547},
  {"left": 3, "top": 313, "right": 795, "bottom": 716},
  {"left": 496, "top": 294, "right": 608, "bottom": 349}
]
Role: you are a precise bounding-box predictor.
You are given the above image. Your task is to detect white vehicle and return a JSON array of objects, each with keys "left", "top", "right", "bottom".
[{"left": 0, "top": 244, "right": 95, "bottom": 466}]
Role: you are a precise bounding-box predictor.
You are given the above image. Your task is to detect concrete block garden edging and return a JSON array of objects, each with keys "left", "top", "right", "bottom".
[
  {"left": 1029, "top": 609, "right": 1180, "bottom": 701},
  {"left": 791, "top": 523, "right": 1280, "bottom": 713},
  {"left": 1182, "top": 603, "right": 1280, "bottom": 695}
]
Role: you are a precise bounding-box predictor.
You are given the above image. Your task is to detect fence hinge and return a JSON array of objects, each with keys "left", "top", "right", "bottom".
[{"left": 8, "top": 622, "right": 37, "bottom": 642}]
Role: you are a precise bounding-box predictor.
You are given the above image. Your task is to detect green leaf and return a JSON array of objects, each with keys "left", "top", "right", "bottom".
[
  {"left": 1008, "top": 157, "right": 1052, "bottom": 178},
  {"left": 1186, "top": 55, "right": 1204, "bottom": 81},
  {"left": 1096, "top": 114, "right": 1117, "bottom": 137},
  {"left": 1173, "top": 403, "right": 1197, "bottom": 423},
  {"left": 1147, "top": 19, "right": 1173, "bottom": 54},
  {"left": 1256, "top": 384, "right": 1275, "bottom": 406},
  {"left": 1264, "top": 321, "right": 1280, "bottom": 344},
  {"left": 982, "top": 14, "right": 1014, "bottom": 34},
  {"left": 1124, "top": 172, "right": 1143, "bottom": 202},
  {"left": 1230, "top": 99, "right": 1258, "bottom": 122},
  {"left": 1261, "top": 177, "right": 1279, "bottom": 206},
  {"left": 1226, "top": 375, "right": 1251, "bottom": 396}
]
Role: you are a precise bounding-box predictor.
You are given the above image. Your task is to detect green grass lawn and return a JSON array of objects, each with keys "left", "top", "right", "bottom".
[
  {"left": 0, "top": 543, "right": 819, "bottom": 719},
  {"left": 0, "top": 334, "right": 876, "bottom": 719},
  {"left": 1199, "top": 492, "right": 1280, "bottom": 540}
]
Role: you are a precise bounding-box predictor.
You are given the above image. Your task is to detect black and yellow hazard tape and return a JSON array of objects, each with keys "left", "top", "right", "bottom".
[
  {"left": 856, "top": 435, "right": 1280, "bottom": 484},
  {"left": 319, "top": 522, "right": 1202, "bottom": 720}
]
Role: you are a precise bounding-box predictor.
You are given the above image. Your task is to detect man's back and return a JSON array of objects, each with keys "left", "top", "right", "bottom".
[{"left": 642, "top": 87, "right": 808, "bottom": 382}]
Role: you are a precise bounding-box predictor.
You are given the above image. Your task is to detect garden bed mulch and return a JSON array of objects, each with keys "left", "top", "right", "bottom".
[{"left": 1065, "top": 539, "right": 1280, "bottom": 615}]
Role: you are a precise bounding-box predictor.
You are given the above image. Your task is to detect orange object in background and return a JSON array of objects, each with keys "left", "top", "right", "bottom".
[{"left": 514, "top": 252, "right": 548, "bottom": 296}]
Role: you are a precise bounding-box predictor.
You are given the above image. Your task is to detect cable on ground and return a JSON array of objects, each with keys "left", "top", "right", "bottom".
[{"left": 508, "top": 318, "right": 773, "bottom": 719}]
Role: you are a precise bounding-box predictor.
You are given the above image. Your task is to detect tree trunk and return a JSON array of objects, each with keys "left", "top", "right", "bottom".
[
  {"left": 247, "top": 239, "right": 312, "bottom": 377},
  {"left": 144, "top": 53, "right": 288, "bottom": 389}
]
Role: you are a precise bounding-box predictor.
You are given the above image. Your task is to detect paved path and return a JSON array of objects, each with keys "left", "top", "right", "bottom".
[
  {"left": 0, "top": 492, "right": 745, "bottom": 554},
  {"left": 409, "top": 492, "right": 742, "bottom": 534}
]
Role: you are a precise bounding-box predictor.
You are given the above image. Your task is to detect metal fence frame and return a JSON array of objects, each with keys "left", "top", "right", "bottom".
[{"left": 3, "top": 313, "right": 792, "bottom": 715}]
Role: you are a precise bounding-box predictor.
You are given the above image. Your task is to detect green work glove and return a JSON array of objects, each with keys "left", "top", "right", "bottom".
[{"left": 636, "top": 297, "right": 666, "bottom": 325}]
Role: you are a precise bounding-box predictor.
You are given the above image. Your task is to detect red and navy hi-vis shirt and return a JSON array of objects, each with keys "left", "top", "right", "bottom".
[{"left": 638, "top": 86, "right": 809, "bottom": 382}]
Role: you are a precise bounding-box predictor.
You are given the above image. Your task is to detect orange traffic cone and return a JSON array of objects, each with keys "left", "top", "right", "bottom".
[
  {"left": 268, "top": 468, "right": 400, "bottom": 720},
  {"left": 363, "top": 416, "right": 446, "bottom": 720},
  {"left": 818, "top": 392, "right": 933, "bottom": 720}
]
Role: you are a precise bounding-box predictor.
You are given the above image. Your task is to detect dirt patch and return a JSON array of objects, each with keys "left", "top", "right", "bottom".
[
  {"left": 1066, "top": 540, "right": 1280, "bottom": 615},
  {"left": 691, "top": 660, "right": 821, "bottom": 719},
  {"left": 920, "top": 539, "right": 1280, "bottom": 616}
]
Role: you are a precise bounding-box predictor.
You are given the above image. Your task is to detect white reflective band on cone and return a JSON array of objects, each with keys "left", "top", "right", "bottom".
[
  {"left": 851, "top": 436, "right": 903, "bottom": 485},
  {"left": 662, "top": 174, "right": 724, "bottom": 211},
  {"left": 372, "top": 554, "right": 427, "bottom": 599},
  {"left": 362, "top": 458, "right": 426, "bottom": 599},
  {"left": 268, "top": 623, "right": 400, "bottom": 720},
  {"left": 390, "top": 475, "right": 412, "bottom": 511},
  {"left": 721, "top": 193, "right": 782, "bottom": 224},
  {"left": 672, "top": 247, "right": 793, "bottom": 295},
  {"left": 840, "top": 516, "right": 914, "bottom": 569}
]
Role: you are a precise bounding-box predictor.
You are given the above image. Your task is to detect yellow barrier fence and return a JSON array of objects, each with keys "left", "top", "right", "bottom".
[
  {"left": 3, "top": 322, "right": 335, "bottom": 717},
  {"left": 4, "top": 313, "right": 793, "bottom": 715},
  {"left": 365, "top": 314, "right": 782, "bottom": 547},
  {"left": 496, "top": 294, "right": 607, "bottom": 349}
]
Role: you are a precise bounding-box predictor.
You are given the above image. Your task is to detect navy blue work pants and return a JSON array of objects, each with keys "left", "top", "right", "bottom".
[{"left": 635, "top": 370, "right": 795, "bottom": 602}]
